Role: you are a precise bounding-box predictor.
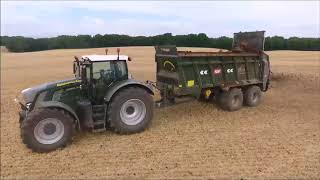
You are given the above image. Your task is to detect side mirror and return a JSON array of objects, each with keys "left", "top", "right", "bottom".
[
  {"left": 73, "top": 63, "right": 76, "bottom": 74},
  {"left": 73, "top": 56, "right": 79, "bottom": 74},
  {"left": 128, "top": 57, "right": 132, "bottom": 61}
]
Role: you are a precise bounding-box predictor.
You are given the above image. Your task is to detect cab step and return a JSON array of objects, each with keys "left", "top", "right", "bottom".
[
  {"left": 92, "top": 121, "right": 106, "bottom": 132},
  {"left": 92, "top": 105, "right": 107, "bottom": 133}
]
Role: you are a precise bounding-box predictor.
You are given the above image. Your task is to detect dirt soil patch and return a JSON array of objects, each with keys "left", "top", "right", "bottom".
[{"left": 1, "top": 47, "right": 319, "bottom": 179}]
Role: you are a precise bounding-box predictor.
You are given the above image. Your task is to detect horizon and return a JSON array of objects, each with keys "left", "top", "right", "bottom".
[
  {"left": 1, "top": 32, "right": 319, "bottom": 39},
  {"left": 1, "top": 1, "right": 319, "bottom": 38}
]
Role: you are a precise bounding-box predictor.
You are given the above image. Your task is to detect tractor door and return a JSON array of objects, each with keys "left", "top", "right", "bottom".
[
  {"left": 90, "top": 61, "right": 113, "bottom": 104},
  {"left": 90, "top": 60, "right": 128, "bottom": 104}
]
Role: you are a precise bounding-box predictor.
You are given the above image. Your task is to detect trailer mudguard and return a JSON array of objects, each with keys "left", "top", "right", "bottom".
[
  {"left": 104, "top": 79, "right": 154, "bottom": 102},
  {"left": 262, "top": 57, "right": 270, "bottom": 91},
  {"left": 38, "top": 101, "right": 81, "bottom": 130}
]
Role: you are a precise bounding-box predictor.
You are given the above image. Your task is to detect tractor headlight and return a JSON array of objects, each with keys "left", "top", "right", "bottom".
[
  {"left": 14, "top": 94, "right": 29, "bottom": 110},
  {"left": 14, "top": 90, "right": 33, "bottom": 110},
  {"left": 26, "top": 102, "right": 32, "bottom": 110}
]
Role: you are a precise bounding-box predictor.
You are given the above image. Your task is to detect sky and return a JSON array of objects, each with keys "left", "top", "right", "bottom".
[{"left": 1, "top": 1, "right": 319, "bottom": 38}]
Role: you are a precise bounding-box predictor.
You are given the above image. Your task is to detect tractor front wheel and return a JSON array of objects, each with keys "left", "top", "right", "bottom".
[
  {"left": 108, "top": 87, "right": 154, "bottom": 134},
  {"left": 20, "top": 108, "right": 75, "bottom": 153}
]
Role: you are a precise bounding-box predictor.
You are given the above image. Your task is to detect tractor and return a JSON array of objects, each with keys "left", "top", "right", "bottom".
[{"left": 15, "top": 49, "right": 154, "bottom": 152}]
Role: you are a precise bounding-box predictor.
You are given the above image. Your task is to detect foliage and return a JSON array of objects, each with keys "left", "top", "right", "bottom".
[{"left": 1, "top": 33, "right": 319, "bottom": 52}]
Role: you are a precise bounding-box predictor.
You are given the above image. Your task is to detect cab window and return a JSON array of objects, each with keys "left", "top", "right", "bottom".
[
  {"left": 112, "top": 60, "right": 128, "bottom": 80},
  {"left": 92, "top": 62, "right": 111, "bottom": 79}
]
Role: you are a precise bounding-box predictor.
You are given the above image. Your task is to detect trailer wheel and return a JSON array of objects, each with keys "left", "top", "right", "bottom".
[
  {"left": 244, "top": 85, "right": 262, "bottom": 107},
  {"left": 108, "top": 87, "right": 154, "bottom": 134},
  {"left": 219, "top": 88, "right": 243, "bottom": 111},
  {"left": 20, "top": 108, "right": 75, "bottom": 153}
]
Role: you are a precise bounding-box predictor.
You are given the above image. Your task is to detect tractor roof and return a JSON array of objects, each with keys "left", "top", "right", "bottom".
[{"left": 81, "top": 55, "right": 129, "bottom": 62}]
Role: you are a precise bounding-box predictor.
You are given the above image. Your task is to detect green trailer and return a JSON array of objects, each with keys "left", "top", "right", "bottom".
[{"left": 155, "top": 31, "right": 270, "bottom": 111}]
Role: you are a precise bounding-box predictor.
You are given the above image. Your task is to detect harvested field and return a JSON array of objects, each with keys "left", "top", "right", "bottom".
[{"left": 1, "top": 47, "right": 320, "bottom": 179}]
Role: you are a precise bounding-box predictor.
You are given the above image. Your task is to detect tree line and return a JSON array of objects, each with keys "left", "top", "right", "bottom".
[{"left": 1, "top": 33, "right": 319, "bottom": 52}]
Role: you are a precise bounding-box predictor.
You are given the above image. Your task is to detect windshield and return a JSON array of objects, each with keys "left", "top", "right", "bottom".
[
  {"left": 92, "top": 62, "right": 112, "bottom": 80},
  {"left": 92, "top": 61, "right": 128, "bottom": 81},
  {"left": 74, "top": 60, "right": 128, "bottom": 83}
]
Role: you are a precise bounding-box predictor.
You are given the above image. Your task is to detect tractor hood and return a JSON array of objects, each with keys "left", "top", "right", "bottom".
[{"left": 21, "top": 78, "right": 81, "bottom": 103}]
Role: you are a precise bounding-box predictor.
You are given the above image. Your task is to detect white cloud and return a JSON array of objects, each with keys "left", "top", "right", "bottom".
[
  {"left": 83, "top": 16, "right": 105, "bottom": 26},
  {"left": 1, "top": 1, "right": 319, "bottom": 38}
]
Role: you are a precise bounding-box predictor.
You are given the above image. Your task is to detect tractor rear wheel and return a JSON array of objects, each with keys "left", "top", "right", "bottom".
[
  {"left": 243, "top": 85, "right": 262, "bottom": 107},
  {"left": 108, "top": 87, "right": 153, "bottom": 134},
  {"left": 20, "top": 108, "right": 75, "bottom": 153},
  {"left": 218, "top": 88, "right": 243, "bottom": 111}
]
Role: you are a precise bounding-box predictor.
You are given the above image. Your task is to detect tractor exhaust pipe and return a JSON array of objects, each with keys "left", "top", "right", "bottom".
[{"left": 117, "top": 48, "right": 120, "bottom": 60}]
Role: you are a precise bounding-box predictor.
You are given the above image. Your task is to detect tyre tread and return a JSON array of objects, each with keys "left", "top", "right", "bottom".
[
  {"left": 20, "top": 108, "right": 75, "bottom": 153},
  {"left": 107, "top": 86, "right": 153, "bottom": 134}
]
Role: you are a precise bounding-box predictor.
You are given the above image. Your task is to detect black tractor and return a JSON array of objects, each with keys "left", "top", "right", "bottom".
[{"left": 15, "top": 49, "right": 154, "bottom": 152}]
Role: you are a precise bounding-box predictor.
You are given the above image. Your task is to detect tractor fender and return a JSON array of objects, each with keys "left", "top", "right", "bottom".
[
  {"left": 38, "top": 101, "right": 81, "bottom": 130},
  {"left": 104, "top": 79, "right": 154, "bottom": 102}
]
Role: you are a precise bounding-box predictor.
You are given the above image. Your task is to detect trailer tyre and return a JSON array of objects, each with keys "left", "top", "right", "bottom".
[
  {"left": 20, "top": 108, "right": 75, "bottom": 153},
  {"left": 219, "top": 88, "right": 243, "bottom": 111},
  {"left": 108, "top": 87, "right": 154, "bottom": 134},
  {"left": 244, "top": 85, "right": 262, "bottom": 107}
]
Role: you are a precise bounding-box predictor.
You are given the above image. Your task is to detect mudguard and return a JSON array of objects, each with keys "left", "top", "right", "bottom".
[
  {"left": 262, "top": 55, "right": 270, "bottom": 91},
  {"left": 104, "top": 79, "right": 154, "bottom": 102},
  {"left": 39, "top": 101, "right": 81, "bottom": 130}
]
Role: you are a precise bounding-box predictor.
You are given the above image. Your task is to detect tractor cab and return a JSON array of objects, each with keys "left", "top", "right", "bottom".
[
  {"left": 73, "top": 51, "right": 132, "bottom": 104},
  {"left": 74, "top": 55, "right": 130, "bottom": 82}
]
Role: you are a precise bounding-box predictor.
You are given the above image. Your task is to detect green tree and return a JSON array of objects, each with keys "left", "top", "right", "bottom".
[
  {"left": 269, "top": 36, "right": 286, "bottom": 50},
  {"left": 1, "top": 34, "right": 319, "bottom": 52}
]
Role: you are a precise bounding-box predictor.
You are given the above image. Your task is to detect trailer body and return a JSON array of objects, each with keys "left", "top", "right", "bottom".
[{"left": 155, "top": 31, "right": 270, "bottom": 103}]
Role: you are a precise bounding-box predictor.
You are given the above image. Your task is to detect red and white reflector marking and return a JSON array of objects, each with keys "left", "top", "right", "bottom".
[{"left": 214, "top": 68, "right": 221, "bottom": 74}]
